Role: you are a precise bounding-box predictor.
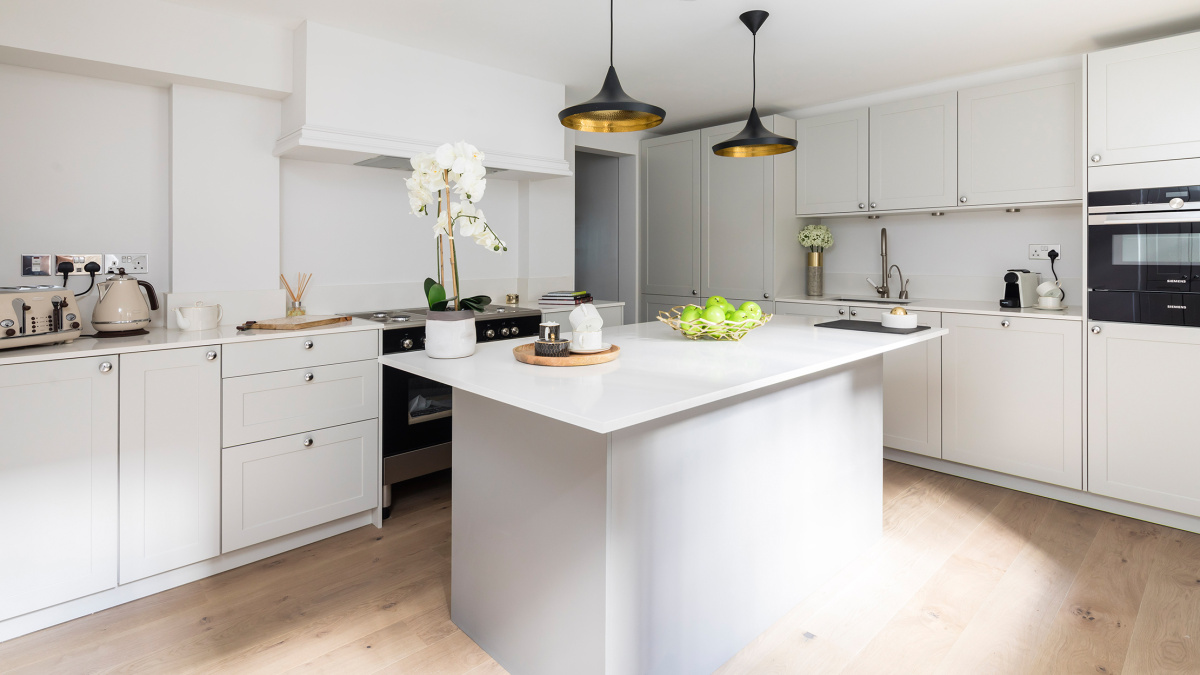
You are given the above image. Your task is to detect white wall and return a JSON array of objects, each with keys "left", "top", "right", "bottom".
[
  {"left": 280, "top": 159, "right": 523, "bottom": 313},
  {"left": 0, "top": 0, "right": 292, "bottom": 96},
  {"left": 812, "top": 205, "right": 1084, "bottom": 301},
  {"left": 170, "top": 85, "right": 281, "bottom": 294},
  {"left": 0, "top": 64, "right": 168, "bottom": 325}
]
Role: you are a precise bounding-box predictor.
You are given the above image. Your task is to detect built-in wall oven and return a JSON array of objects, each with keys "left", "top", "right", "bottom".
[{"left": 1088, "top": 185, "right": 1200, "bottom": 326}]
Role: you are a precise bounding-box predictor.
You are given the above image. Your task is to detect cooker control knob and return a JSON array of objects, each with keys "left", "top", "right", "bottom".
[
  {"left": 402, "top": 338, "right": 414, "bottom": 349},
  {"left": 501, "top": 327, "right": 511, "bottom": 337},
  {"left": 511, "top": 327, "right": 520, "bottom": 335},
  {"left": 485, "top": 329, "right": 495, "bottom": 339}
]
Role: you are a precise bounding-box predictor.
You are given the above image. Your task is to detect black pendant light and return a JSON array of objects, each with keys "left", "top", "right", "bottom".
[
  {"left": 712, "top": 10, "right": 797, "bottom": 158},
  {"left": 558, "top": 0, "right": 665, "bottom": 133}
]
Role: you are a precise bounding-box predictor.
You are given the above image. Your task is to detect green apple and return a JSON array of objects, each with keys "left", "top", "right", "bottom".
[
  {"left": 706, "top": 295, "right": 727, "bottom": 308},
  {"left": 730, "top": 310, "right": 749, "bottom": 324},
  {"left": 702, "top": 305, "right": 727, "bottom": 323},
  {"left": 738, "top": 301, "right": 763, "bottom": 319},
  {"left": 680, "top": 306, "right": 702, "bottom": 322}
]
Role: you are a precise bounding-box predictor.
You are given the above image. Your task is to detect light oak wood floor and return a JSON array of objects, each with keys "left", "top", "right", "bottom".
[{"left": 3, "top": 462, "right": 1199, "bottom": 674}]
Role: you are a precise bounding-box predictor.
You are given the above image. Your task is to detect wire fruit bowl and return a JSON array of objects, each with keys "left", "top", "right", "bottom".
[{"left": 656, "top": 306, "right": 773, "bottom": 341}]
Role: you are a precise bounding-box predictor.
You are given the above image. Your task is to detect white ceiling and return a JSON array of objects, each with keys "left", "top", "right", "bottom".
[{"left": 167, "top": 0, "right": 1200, "bottom": 133}]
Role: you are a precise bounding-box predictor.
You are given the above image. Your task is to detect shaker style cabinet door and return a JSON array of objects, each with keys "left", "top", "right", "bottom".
[
  {"left": 869, "top": 93, "right": 958, "bottom": 211},
  {"left": 942, "top": 314, "right": 1082, "bottom": 488},
  {"left": 958, "top": 70, "right": 1082, "bottom": 205},
  {"left": 850, "top": 307, "right": 943, "bottom": 458},
  {"left": 701, "top": 120, "right": 774, "bottom": 301},
  {"left": 0, "top": 356, "right": 118, "bottom": 621},
  {"left": 641, "top": 131, "right": 702, "bottom": 297},
  {"left": 1088, "top": 31, "right": 1200, "bottom": 167},
  {"left": 119, "top": 346, "right": 222, "bottom": 583},
  {"left": 795, "top": 108, "right": 870, "bottom": 215},
  {"left": 1088, "top": 322, "right": 1200, "bottom": 517}
]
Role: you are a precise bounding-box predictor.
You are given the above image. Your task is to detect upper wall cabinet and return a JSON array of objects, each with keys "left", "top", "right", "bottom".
[
  {"left": 701, "top": 121, "right": 774, "bottom": 301},
  {"left": 796, "top": 108, "right": 869, "bottom": 215},
  {"left": 1088, "top": 31, "right": 1200, "bottom": 167},
  {"left": 958, "top": 70, "right": 1082, "bottom": 205},
  {"left": 869, "top": 92, "right": 958, "bottom": 211},
  {"left": 642, "top": 131, "right": 702, "bottom": 298}
]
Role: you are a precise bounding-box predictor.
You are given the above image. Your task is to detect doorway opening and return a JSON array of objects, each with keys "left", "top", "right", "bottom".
[{"left": 575, "top": 149, "right": 637, "bottom": 324}]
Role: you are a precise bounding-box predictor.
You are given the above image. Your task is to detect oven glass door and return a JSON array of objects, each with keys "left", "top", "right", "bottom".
[
  {"left": 1089, "top": 217, "right": 1200, "bottom": 292},
  {"left": 381, "top": 367, "right": 452, "bottom": 457}
]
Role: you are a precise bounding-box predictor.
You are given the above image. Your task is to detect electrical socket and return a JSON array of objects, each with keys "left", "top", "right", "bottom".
[
  {"left": 104, "top": 254, "right": 149, "bottom": 274},
  {"left": 1029, "top": 244, "right": 1061, "bottom": 260},
  {"left": 55, "top": 254, "right": 104, "bottom": 275}
]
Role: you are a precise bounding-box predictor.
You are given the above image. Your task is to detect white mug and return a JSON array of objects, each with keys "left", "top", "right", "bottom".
[
  {"left": 572, "top": 330, "right": 602, "bottom": 351},
  {"left": 1037, "top": 296, "right": 1062, "bottom": 309},
  {"left": 1036, "top": 280, "right": 1063, "bottom": 300}
]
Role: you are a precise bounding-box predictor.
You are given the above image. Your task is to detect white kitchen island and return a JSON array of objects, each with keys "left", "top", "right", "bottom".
[{"left": 380, "top": 316, "right": 946, "bottom": 675}]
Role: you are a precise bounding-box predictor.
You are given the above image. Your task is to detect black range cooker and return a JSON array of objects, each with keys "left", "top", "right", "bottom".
[{"left": 343, "top": 305, "right": 543, "bottom": 514}]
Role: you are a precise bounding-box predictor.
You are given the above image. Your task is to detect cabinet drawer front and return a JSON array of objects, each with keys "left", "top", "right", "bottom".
[
  {"left": 222, "top": 420, "right": 378, "bottom": 552},
  {"left": 222, "top": 330, "right": 378, "bottom": 377},
  {"left": 775, "top": 302, "right": 846, "bottom": 318},
  {"left": 222, "top": 360, "right": 378, "bottom": 447}
]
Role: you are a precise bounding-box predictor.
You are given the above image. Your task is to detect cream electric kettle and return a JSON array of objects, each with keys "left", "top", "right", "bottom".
[{"left": 91, "top": 268, "right": 159, "bottom": 332}]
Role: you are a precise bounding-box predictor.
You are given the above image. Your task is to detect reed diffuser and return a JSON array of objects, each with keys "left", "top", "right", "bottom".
[{"left": 281, "top": 273, "right": 312, "bottom": 317}]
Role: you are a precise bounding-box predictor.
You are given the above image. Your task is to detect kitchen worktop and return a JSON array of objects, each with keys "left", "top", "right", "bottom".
[
  {"left": 380, "top": 314, "right": 946, "bottom": 434},
  {"left": 0, "top": 319, "right": 382, "bottom": 367},
  {"left": 776, "top": 295, "right": 1084, "bottom": 321}
]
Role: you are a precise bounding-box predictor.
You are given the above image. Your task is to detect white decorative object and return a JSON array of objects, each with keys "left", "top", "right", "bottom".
[
  {"left": 425, "top": 309, "right": 478, "bottom": 359},
  {"left": 880, "top": 311, "right": 918, "bottom": 329},
  {"left": 174, "top": 302, "right": 223, "bottom": 331}
]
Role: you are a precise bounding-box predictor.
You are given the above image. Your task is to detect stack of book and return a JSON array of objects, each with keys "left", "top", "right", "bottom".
[{"left": 538, "top": 290, "right": 593, "bottom": 306}]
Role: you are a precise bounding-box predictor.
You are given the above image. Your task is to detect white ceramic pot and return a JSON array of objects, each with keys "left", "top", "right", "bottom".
[
  {"left": 425, "top": 309, "right": 477, "bottom": 358},
  {"left": 174, "top": 302, "right": 223, "bottom": 331}
]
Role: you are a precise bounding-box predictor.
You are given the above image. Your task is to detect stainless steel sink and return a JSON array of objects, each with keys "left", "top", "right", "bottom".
[{"left": 829, "top": 296, "right": 916, "bottom": 305}]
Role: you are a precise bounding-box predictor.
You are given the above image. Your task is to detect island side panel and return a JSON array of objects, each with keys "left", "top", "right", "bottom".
[
  {"left": 605, "top": 358, "right": 885, "bottom": 675},
  {"left": 451, "top": 389, "right": 609, "bottom": 675}
]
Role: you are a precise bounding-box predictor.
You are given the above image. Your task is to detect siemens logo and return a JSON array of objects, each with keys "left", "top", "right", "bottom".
[
  {"left": 1168, "top": 305, "right": 1188, "bottom": 310},
  {"left": 1166, "top": 279, "right": 1187, "bottom": 283}
]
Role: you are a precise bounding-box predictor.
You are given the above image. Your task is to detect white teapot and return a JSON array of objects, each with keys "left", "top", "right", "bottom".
[{"left": 174, "top": 302, "right": 223, "bottom": 331}]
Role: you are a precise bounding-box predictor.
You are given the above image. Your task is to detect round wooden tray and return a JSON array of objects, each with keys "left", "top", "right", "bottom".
[{"left": 513, "top": 343, "right": 620, "bottom": 366}]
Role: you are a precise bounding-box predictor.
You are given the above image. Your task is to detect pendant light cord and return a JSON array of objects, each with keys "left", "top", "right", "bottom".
[
  {"left": 610, "top": 0, "right": 614, "bottom": 67},
  {"left": 752, "top": 31, "right": 757, "bottom": 108}
]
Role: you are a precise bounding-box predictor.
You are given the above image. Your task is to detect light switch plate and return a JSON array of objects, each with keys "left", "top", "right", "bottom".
[
  {"left": 21, "top": 254, "right": 54, "bottom": 276},
  {"left": 1028, "top": 244, "right": 1061, "bottom": 260},
  {"left": 105, "top": 254, "right": 149, "bottom": 274}
]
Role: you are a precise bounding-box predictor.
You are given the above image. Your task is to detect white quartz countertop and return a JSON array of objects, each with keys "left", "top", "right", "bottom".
[
  {"left": 776, "top": 295, "right": 1084, "bottom": 321},
  {"left": 380, "top": 315, "right": 946, "bottom": 434},
  {"left": 0, "top": 319, "right": 382, "bottom": 367}
]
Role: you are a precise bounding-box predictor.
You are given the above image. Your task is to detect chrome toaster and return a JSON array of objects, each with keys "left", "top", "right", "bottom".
[{"left": 0, "top": 285, "right": 83, "bottom": 350}]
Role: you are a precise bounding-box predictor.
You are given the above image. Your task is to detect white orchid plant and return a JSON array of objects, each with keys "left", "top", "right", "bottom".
[
  {"left": 407, "top": 141, "right": 508, "bottom": 312},
  {"left": 798, "top": 224, "right": 834, "bottom": 253}
]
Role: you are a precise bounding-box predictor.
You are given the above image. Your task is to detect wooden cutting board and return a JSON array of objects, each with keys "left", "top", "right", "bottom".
[{"left": 251, "top": 315, "right": 352, "bottom": 330}]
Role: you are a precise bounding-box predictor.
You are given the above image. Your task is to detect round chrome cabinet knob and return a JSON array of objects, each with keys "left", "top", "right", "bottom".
[
  {"left": 1170, "top": 197, "right": 1186, "bottom": 209},
  {"left": 303, "top": 340, "right": 314, "bottom": 350},
  {"left": 99, "top": 362, "right": 113, "bottom": 373},
  {"left": 402, "top": 338, "right": 414, "bottom": 349},
  {"left": 850, "top": 309, "right": 858, "bottom": 316},
  {"left": 1001, "top": 320, "right": 1010, "bottom": 328},
  {"left": 1091, "top": 325, "right": 1102, "bottom": 334},
  {"left": 838, "top": 309, "right": 846, "bottom": 315},
  {"left": 960, "top": 196, "right": 968, "bottom": 203},
  {"left": 485, "top": 329, "right": 495, "bottom": 339},
  {"left": 303, "top": 437, "right": 314, "bottom": 447},
  {"left": 764, "top": 293, "right": 770, "bottom": 299},
  {"left": 870, "top": 202, "right": 878, "bottom": 209},
  {"left": 692, "top": 290, "right": 698, "bottom": 295},
  {"left": 1091, "top": 154, "right": 1102, "bottom": 163},
  {"left": 303, "top": 372, "right": 314, "bottom": 382},
  {"left": 858, "top": 203, "right": 866, "bottom": 209},
  {"left": 206, "top": 351, "right": 218, "bottom": 361}
]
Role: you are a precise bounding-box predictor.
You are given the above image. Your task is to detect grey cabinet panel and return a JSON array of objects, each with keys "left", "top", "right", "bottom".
[
  {"left": 642, "top": 294, "right": 695, "bottom": 323},
  {"left": 1088, "top": 32, "right": 1200, "bottom": 167},
  {"left": 641, "top": 131, "right": 701, "bottom": 297},
  {"left": 869, "top": 93, "right": 958, "bottom": 210},
  {"left": 796, "top": 108, "right": 869, "bottom": 215},
  {"left": 959, "top": 70, "right": 1082, "bottom": 205},
  {"left": 701, "top": 121, "right": 773, "bottom": 300}
]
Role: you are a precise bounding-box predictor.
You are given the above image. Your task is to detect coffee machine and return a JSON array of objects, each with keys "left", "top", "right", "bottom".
[{"left": 1000, "top": 269, "right": 1039, "bottom": 308}]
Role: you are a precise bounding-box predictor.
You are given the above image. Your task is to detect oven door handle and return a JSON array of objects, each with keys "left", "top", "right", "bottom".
[{"left": 1090, "top": 212, "right": 1200, "bottom": 225}]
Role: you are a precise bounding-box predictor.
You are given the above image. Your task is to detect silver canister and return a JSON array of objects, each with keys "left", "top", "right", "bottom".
[{"left": 539, "top": 322, "right": 560, "bottom": 341}]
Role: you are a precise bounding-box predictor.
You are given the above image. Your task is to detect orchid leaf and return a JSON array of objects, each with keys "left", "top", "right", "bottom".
[
  {"left": 459, "top": 295, "right": 490, "bottom": 313},
  {"left": 430, "top": 299, "right": 449, "bottom": 312},
  {"left": 425, "top": 282, "right": 446, "bottom": 309}
]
